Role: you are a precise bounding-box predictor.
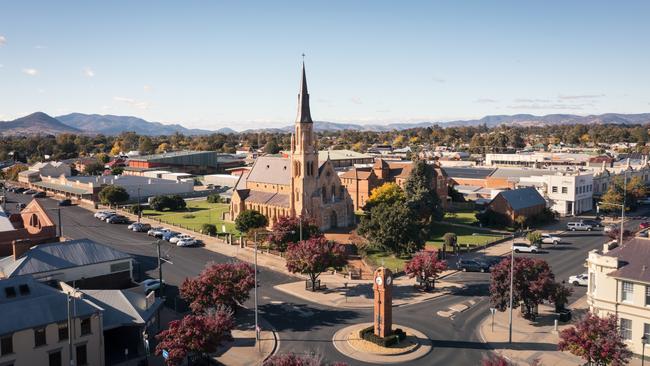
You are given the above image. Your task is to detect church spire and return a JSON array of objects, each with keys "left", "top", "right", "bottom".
[{"left": 296, "top": 59, "right": 313, "bottom": 124}]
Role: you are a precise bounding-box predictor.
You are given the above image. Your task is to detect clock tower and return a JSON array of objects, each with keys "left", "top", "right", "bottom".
[{"left": 373, "top": 267, "right": 393, "bottom": 338}]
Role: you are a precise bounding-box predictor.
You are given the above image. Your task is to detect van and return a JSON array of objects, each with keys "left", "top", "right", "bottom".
[{"left": 567, "top": 222, "right": 593, "bottom": 231}]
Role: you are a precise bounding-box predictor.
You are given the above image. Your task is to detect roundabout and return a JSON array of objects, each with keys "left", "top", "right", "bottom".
[{"left": 332, "top": 322, "right": 432, "bottom": 364}]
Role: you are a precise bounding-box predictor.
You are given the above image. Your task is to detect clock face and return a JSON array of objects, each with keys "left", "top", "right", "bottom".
[
  {"left": 386, "top": 276, "right": 392, "bottom": 286},
  {"left": 375, "top": 276, "right": 383, "bottom": 286}
]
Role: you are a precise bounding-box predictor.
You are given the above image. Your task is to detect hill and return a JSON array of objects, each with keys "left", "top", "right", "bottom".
[{"left": 0, "top": 112, "right": 82, "bottom": 136}]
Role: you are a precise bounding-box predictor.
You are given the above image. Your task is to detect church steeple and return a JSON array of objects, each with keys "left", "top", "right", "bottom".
[{"left": 296, "top": 61, "right": 313, "bottom": 124}]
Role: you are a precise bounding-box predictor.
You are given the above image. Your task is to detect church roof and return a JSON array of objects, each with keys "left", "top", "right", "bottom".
[
  {"left": 296, "top": 62, "right": 313, "bottom": 124},
  {"left": 246, "top": 156, "right": 291, "bottom": 185},
  {"left": 245, "top": 191, "right": 290, "bottom": 208}
]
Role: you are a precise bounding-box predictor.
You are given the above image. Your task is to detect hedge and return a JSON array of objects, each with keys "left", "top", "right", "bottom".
[{"left": 358, "top": 326, "right": 406, "bottom": 347}]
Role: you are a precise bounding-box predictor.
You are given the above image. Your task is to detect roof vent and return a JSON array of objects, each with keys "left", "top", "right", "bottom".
[{"left": 267, "top": 165, "right": 270, "bottom": 169}]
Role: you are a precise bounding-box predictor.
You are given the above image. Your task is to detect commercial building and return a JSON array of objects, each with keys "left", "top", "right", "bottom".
[
  {"left": 0, "top": 276, "right": 104, "bottom": 366},
  {"left": 485, "top": 152, "right": 592, "bottom": 168},
  {"left": 587, "top": 238, "right": 650, "bottom": 358},
  {"left": 17, "top": 162, "right": 71, "bottom": 184},
  {"left": 518, "top": 171, "right": 593, "bottom": 216},
  {"left": 0, "top": 199, "right": 58, "bottom": 257},
  {"left": 125, "top": 151, "right": 244, "bottom": 175}
]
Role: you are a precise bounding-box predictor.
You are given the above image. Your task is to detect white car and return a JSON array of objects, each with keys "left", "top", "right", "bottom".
[
  {"left": 170, "top": 234, "right": 193, "bottom": 244},
  {"left": 142, "top": 279, "right": 162, "bottom": 293},
  {"left": 604, "top": 225, "right": 616, "bottom": 233},
  {"left": 541, "top": 233, "right": 561, "bottom": 245},
  {"left": 95, "top": 211, "right": 115, "bottom": 220},
  {"left": 149, "top": 228, "right": 171, "bottom": 238},
  {"left": 177, "top": 238, "right": 198, "bottom": 247},
  {"left": 93, "top": 210, "right": 110, "bottom": 219},
  {"left": 569, "top": 273, "right": 588, "bottom": 286},
  {"left": 147, "top": 227, "right": 163, "bottom": 236},
  {"left": 513, "top": 242, "right": 539, "bottom": 253}
]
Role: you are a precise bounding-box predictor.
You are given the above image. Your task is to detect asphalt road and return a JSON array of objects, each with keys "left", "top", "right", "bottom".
[{"left": 5, "top": 190, "right": 649, "bottom": 365}]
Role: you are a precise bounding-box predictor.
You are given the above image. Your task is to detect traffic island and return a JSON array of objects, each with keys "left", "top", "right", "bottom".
[{"left": 332, "top": 322, "right": 431, "bottom": 364}]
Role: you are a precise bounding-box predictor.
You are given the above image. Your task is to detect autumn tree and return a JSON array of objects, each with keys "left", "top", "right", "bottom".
[
  {"left": 285, "top": 237, "right": 346, "bottom": 291},
  {"left": 155, "top": 308, "right": 235, "bottom": 366},
  {"left": 549, "top": 282, "right": 573, "bottom": 312},
  {"left": 235, "top": 209, "right": 268, "bottom": 233},
  {"left": 98, "top": 185, "right": 129, "bottom": 207},
  {"left": 267, "top": 216, "right": 322, "bottom": 252},
  {"left": 404, "top": 250, "right": 447, "bottom": 290},
  {"left": 3, "top": 164, "right": 27, "bottom": 181},
  {"left": 264, "top": 353, "right": 348, "bottom": 366},
  {"left": 601, "top": 175, "right": 648, "bottom": 212},
  {"left": 558, "top": 312, "right": 631, "bottom": 366},
  {"left": 83, "top": 160, "right": 105, "bottom": 175},
  {"left": 358, "top": 201, "right": 425, "bottom": 256},
  {"left": 490, "top": 257, "right": 555, "bottom": 319},
  {"left": 180, "top": 262, "right": 255, "bottom": 313},
  {"left": 364, "top": 182, "right": 405, "bottom": 211}
]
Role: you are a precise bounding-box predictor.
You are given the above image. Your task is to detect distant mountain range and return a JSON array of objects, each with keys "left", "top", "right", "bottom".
[{"left": 1, "top": 112, "right": 649, "bottom": 136}]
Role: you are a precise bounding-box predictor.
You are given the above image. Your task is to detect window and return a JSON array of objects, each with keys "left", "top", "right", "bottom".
[
  {"left": 58, "top": 323, "right": 68, "bottom": 341},
  {"left": 4, "top": 287, "right": 16, "bottom": 298},
  {"left": 561, "top": 187, "right": 568, "bottom": 194},
  {"left": 552, "top": 186, "right": 558, "bottom": 193},
  {"left": 110, "top": 262, "right": 130, "bottom": 273},
  {"left": 645, "top": 323, "right": 650, "bottom": 342},
  {"left": 18, "top": 284, "right": 30, "bottom": 296},
  {"left": 589, "top": 273, "right": 595, "bottom": 294},
  {"left": 1, "top": 334, "right": 12, "bottom": 355},
  {"left": 34, "top": 327, "right": 46, "bottom": 347},
  {"left": 646, "top": 286, "right": 650, "bottom": 306},
  {"left": 80, "top": 318, "right": 91, "bottom": 336},
  {"left": 49, "top": 350, "right": 62, "bottom": 366},
  {"left": 622, "top": 281, "right": 634, "bottom": 302},
  {"left": 621, "top": 318, "right": 632, "bottom": 340},
  {"left": 76, "top": 345, "right": 88, "bottom": 366}
]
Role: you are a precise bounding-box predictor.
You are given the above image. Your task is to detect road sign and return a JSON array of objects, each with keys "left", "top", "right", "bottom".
[{"left": 162, "top": 349, "right": 169, "bottom": 359}]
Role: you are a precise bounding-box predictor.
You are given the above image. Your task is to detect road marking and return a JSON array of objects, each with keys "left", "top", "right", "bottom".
[{"left": 270, "top": 300, "right": 284, "bottom": 304}]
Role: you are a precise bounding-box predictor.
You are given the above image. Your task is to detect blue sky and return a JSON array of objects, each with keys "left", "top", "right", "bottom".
[{"left": 1, "top": 1, "right": 649, "bottom": 130}]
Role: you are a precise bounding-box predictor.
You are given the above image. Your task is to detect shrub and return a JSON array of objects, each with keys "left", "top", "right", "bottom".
[
  {"left": 207, "top": 194, "right": 222, "bottom": 204},
  {"left": 235, "top": 210, "right": 268, "bottom": 233},
  {"left": 183, "top": 214, "right": 196, "bottom": 219},
  {"left": 358, "top": 326, "right": 406, "bottom": 347},
  {"left": 201, "top": 224, "right": 217, "bottom": 236},
  {"left": 150, "top": 195, "right": 187, "bottom": 211}
]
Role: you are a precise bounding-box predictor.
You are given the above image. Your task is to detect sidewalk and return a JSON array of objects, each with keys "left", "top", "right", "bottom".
[
  {"left": 274, "top": 272, "right": 462, "bottom": 308},
  {"left": 214, "top": 316, "right": 276, "bottom": 366}
]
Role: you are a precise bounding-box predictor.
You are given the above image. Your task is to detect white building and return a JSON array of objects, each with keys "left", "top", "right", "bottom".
[
  {"left": 518, "top": 171, "right": 593, "bottom": 216},
  {"left": 587, "top": 238, "right": 650, "bottom": 358},
  {"left": 18, "top": 162, "right": 71, "bottom": 183},
  {"left": 485, "top": 152, "right": 591, "bottom": 168}
]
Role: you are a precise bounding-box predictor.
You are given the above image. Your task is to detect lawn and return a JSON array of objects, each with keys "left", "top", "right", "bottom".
[
  {"left": 426, "top": 223, "right": 505, "bottom": 252},
  {"left": 142, "top": 199, "right": 239, "bottom": 234},
  {"left": 443, "top": 211, "right": 479, "bottom": 225},
  {"left": 365, "top": 250, "right": 409, "bottom": 273}
]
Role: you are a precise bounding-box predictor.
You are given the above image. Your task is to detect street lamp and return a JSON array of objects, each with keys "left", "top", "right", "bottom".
[
  {"left": 642, "top": 334, "right": 648, "bottom": 366},
  {"left": 508, "top": 231, "right": 515, "bottom": 344}
]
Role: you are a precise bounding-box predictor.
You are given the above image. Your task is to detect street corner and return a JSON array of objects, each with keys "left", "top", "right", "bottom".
[{"left": 214, "top": 317, "right": 278, "bottom": 366}]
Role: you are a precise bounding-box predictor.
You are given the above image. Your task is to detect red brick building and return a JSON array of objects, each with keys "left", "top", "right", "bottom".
[
  {"left": 487, "top": 187, "right": 546, "bottom": 225},
  {"left": 0, "top": 199, "right": 58, "bottom": 256}
]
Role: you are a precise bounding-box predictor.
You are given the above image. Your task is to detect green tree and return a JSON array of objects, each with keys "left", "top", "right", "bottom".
[
  {"left": 442, "top": 232, "right": 457, "bottom": 255},
  {"left": 263, "top": 139, "right": 281, "bottom": 154},
  {"left": 201, "top": 223, "right": 217, "bottom": 236},
  {"left": 138, "top": 136, "right": 154, "bottom": 154},
  {"left": 403, "top": 160, "right": 442, "bottom": 223},
  {"left": 358, "top": 201, "right": 424, "bottom": 256},
  {"left": 527, "top": 231, "right": 542, "bottom": 248},
  {"left": 98, "top": 185, "right": 129, "bottom": 207},
  {"left": 83, "top": 161, "right": 105, "bottom": 175},
  {"left": 235, "top": 209, "right": 268, "bottom": 233},
  {"left": 206, "top": 194, "right": 222, "bottom": 204}
]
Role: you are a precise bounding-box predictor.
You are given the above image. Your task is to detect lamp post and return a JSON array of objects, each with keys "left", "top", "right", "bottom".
[
  {"left": 642, "top": 335, "right": 648, "bottom": 366},
  {"left": 508, "top": 231, "right": 515, "bottom": 344}
]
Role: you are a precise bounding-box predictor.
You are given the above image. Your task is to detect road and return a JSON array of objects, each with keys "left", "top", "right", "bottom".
[{"left": 5, "top": 190, "right": 649, "bottom": 365}]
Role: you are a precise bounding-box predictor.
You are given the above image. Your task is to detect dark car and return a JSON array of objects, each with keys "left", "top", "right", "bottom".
[
  {"left": 580, "top": 219, "right": 603, "bottom": 228},
  {"left": 32, "top": 191, "right": 46, "bottom": 198},
  {"left": 477, "top": 257, "right": 503, "bottom": 270},
  {"left": 457, "top": 259, "right": 491, "bottom": 273},
  {"left": 58, "top": 199, "right": 72, "bottom": 206},
  {"left": 14, "top": 187, "right": 26, "bottom": 194},
  {"left": 16, "top": 203, "right": 26, "bottom": 210},
  {"left": 106, "top": 215, "right": 129, "bottom": 224}
]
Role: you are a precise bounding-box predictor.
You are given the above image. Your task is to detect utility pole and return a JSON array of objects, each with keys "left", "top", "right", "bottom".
[
  {"left": 155, "top": 240, "right": 173, "bottom": 298},
  {"left": 57, "top": 208, "right": 62, "bottom": 238},
  {"left": 254, "top": 231, "right": 259, "bottom": 344},
  {"left": 508, "top": 231, "right": 515, "bottom": 344},
  {"left": 137, "top": 187, "right": 142, "bottom": 223},
  {"left": 67, "top": 293, "right": 75, "bottom": 366},
  {"left": 620, "top": 171, "right": 627, "bottom": 247}
]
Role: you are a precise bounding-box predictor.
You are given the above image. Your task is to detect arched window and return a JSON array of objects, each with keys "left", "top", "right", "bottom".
[
  {"left": 322, "top": 186, "right": 327, "bottom": 202},
  {"left": 331, "top": 184, "right": 336, "bottom": 202},
  {"left": 339, "top": 186, "right": 344, "bottom": 199},
  {"left": 29, "top": 214, "right": 41, "bottom": 229}
]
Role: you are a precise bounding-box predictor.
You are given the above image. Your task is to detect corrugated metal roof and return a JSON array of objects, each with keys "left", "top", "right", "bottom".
[
  {"left": 81, "top": 289, "right": 163, "bottom": 330},
  {"left": 442, "top": 167, "right": 496, "bottom": 179},
  {"left": 606, "top": 238, "right": 650, "bottom": 283},
  {"left": 489, "top": 168, "right": 549, "bottom": 178},
  {"left": 0, "top": 239, "right": 132, "bottom": 277},
  {"left": 0, "top": 206, "right": 14, "bottom": 232},
  {"left": 495, "top": 187, "right": 546, "bottom": 211}
]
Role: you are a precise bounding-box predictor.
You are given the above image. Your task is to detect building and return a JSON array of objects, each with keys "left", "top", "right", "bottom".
[
  {"left": 230, "top": 64, "right": 354, "bottom": 230},
  {"left": 317, "top": 150, "right": 373, "bottom": 169},
  {"left": 518, "top": 171, "right": 593, "bottom": 216},
  {"left": 340, "top": 158, "right": 448, "bottom": 211},
  {"left": 485, "top": 152, "right": 591, "bottom": 168},
  {"left": 17, "top": 162, "right": 71, "bottom": 184},
  {"left": 125, "top": 151, "right": 244, "bottom": 175},
  {"left": 0, "top": 238, "right": 134, "bottom": 289},
  {"left": 31, "top": 174, "right": 194, "bottom": 204},
  {"left": 486, "top": 187, "right": 546, "bottom": 225},
  {"left": 0, "top": 276, "right": 104, "bottom": 366},
  {"left": 587, "top": 238, "right": 650, "bottom": 358},
  {"left": 203, "top": 174, "right": 240, "bottom": 188},
  {"left": 0, "top": 199, "right": 58, "bottom": 257}
]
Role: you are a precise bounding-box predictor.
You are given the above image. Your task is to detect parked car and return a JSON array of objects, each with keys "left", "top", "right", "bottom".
[
  {"left": 177, "top": 238, "right": 199, "bottom": 247},
  {"left": 58, "top": 199, "right": 72, "bottom": 206},
  {"left": 147, "top": 227, "right": 164, "bottom": 236},
  {"left": 513, "top": 242, "right": 539, "bottom": 253},
  {"left": 32, "top": 191, "right": 46, "bottom": 198},
  {"left": 457, "top": 259, "right": 490, "bottom": 273},
  {"left": 142, "top": 279, "right": 162, "bottom": 293},
  {"left": 95, "top": 211, "right": 115, "bottom": 220},
  {"left": 162, "top": 231, "right": 181, "bottom": 241},
  {"left": 637, "top": 230, "right": 649, "bottom": 238},
  {"left": 16, "top": 203, "right": 26, "bottom": 210},
  {"left": 566, "top": 222, "right": 593, "bottom": 231},
  {"left": 541, "top": 233, "right": 561, "bottom": 245},
  {"left": 170, "top": 234, "right": 193, "bottom": 244},
  {"left": 569, "top": 273, "right": 588, "bottom": 286},
  {"left": 580, "top": 219, "right": 603, "bottom": 228},
  {"left": 639, "top": 197, "right": 650, "bottom": 205},
  {"left": 106, "top": 215, "right": 129, "bottom": 224},
  {"left": 604, "top": 225, "right": 616, "bottom": 233},
  {"left": 639, "top": 222, "right": 650, "bottom": 230},
  {"left": 152, "top": 228, "right": 172, "bottom": 239},
  {"left": 476, "top": 257, "right": 503, "bottom": 269},
  {"left": 22, "top": 189, "right": 36, "bottom": 195},
  {"left": 128, "top": 222, "right": 152, "bottom": 232},
  {"left": 14, "top": 187, "right": 26, "bottom": 194}
]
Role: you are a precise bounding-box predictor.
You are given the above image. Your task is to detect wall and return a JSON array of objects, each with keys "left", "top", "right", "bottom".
[{"left": 30, "top": 259, "right": 133, "bottom": 287}]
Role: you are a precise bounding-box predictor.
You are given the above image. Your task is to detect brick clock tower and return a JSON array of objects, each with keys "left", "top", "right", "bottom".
[{"left": 373, "top": 267, "right": 393, "bottom": 338}]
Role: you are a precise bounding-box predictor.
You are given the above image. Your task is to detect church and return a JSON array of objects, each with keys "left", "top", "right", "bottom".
[{"left": 229, "top": 64, "right": 355, "bottom": 230}]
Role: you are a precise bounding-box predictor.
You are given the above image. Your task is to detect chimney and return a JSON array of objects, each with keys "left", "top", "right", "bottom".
[{"left": 12, "top": 239, "right": 32, "bottom": 261}]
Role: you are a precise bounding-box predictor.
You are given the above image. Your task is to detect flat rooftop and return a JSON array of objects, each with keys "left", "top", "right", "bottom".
[{"left": 0, "top": 206, "right": 14, "bottom": 232}]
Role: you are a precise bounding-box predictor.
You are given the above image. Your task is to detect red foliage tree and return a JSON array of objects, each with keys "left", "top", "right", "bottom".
[
  {"left": 559, "top": 312, "right": 631, "bottom": 366},
  {"left": 482, "top": 355, "right": 539, "bottom": 366},
  {"left": 489, "top": 257, "right": 555, "bottom": 319},
  {"left": 606, "top": 227, "right": 632, "bottom": 242},
  {"left": 285, "top": 237, "right": 346, "bottom": 291},
  {"left": 263, "top": 353, "right": 348, "bottom": 366},
  {"left": 180, "top": 261, "right": 255, "bottom": 313},
  {"left": 404, "top": 250, "right": 447, "bottom": 290},
  {"left": 155, "top": 309, "right": 235, "bottom": 366},
  {"left": 268, "top": 216, "right": 322, "bottom": 252}
]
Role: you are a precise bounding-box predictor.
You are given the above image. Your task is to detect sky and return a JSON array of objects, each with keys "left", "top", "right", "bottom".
[{"left": 1, "top": 0, "right": 650, "bottom": 131}]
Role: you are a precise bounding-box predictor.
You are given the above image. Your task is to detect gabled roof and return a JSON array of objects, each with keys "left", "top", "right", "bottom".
[
  {"left": 0, "top": 238, "right": 132, "bottom": 277},
  {"left": 495, "top": 187, "right": 546, "bottom": 211},
  {"left": 605, "top": 238, "right": 650, "bottom": 283},
  {"left": 81, "top": 288, "right": 163, "bottom": 330},
  {"left": 245, "top": 156, "right": 291, "bottom": 185}
]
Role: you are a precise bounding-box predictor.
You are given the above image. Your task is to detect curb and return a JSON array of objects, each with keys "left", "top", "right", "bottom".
[{"left": 263, "top": 324, "right": 280, "bottom": 364}]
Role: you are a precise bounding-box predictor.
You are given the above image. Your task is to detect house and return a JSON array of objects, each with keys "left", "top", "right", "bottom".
[
  {"left": 587, "top": 238, "right": 650, "bottom": 358},
  {"left": 17, "top": 162, "right": 71, "bottom": 184},
  {"left": 487, "top": 187, "right": 546, "bottom": 225},
  {"left": 0, "top": 238, "right": 134, "bottom": 289},
  {"left": 0, "top": 199, "right": 58, "bottom": 256},
  {"left": 0, "top": 276, "right": 104, "bottom": 366}
]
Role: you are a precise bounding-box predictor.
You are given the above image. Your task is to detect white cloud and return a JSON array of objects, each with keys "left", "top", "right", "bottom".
[
  {"left": 34, "top": 45, "right": 47, "bottom": 49},
  {"left": 432, "top": 76, "right": 446, "bottom": 83},
  {"left": 508, "top": 103, "right": 589, "bottom": 110},
  {"left": 37, "top": 88, "right": 45, "bottom": 94},
  {"left": 83, "top": 67, "right": 95, "bottom": 77},
  {"left": 22, "top": 68, "right": 38, "bottom": 76},
  {"left": 113, "top": 96, "right": 151, "bottom": 110},
  {"left": 143, "top": 85, "right": 152, "bottom": 92},
  {"left": 0, "top": 35, "right": 6, "bottom": 46},
  {"left": 558, "top": 94, "right": 605, "bottom": 100},
  {"left": 350, "top": 97, "right": 362, "bottom": 105},
  {"left": 475, "top": 98, "right": 498, "bottom": 103},
  {"left": 514, "top": 98, "right": 550, "bottom": 103}
]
